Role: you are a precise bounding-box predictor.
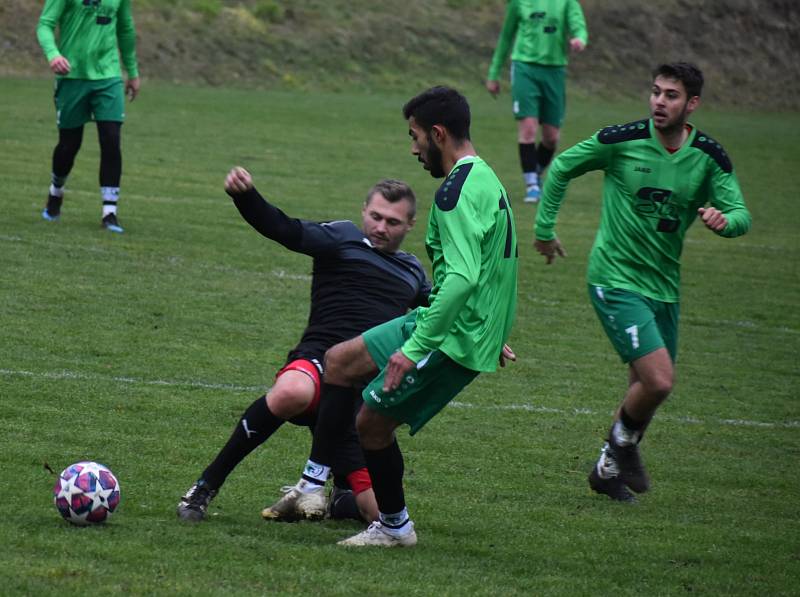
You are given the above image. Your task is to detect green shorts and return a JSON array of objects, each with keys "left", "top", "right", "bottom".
[
  {"left": 589, "top": 285, "right": 679, "bottom": 364},
  {"left": 362, "top": 310, "right": 479, "bottom": 435},
  {"left": 54, "top": 77, "right": 125, "bottom": 129},
  {"left": 510, "top": 61, "right": 566, "bottom": 127}
]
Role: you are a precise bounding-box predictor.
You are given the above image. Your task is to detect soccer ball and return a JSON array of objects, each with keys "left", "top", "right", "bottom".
[{"left": 53, "top": 461, "right": 121, "bottom": 525}]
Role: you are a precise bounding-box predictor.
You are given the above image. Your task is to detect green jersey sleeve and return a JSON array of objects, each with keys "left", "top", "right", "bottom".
[
  {"left": 402, "top": 157, "right": 518, "bottom": 372},
  {"left": 566, "top": 0, "right": 588, "bottom": 44},
  {"left": 116, "top": 0, "right": 139, "bottom": 78},
  {"left": 700, "top": 159, "right": 751, "bottom": 238},
  {"left": 401, "top": 188, "right": 483, "bottom": 363},
  {"left": 36, "top": 0, "right": 66, "bottom": 62},
  {"left": 535, "top": 133, "right": 611, "bottom": 241},
  {"left": 487, "top": 0, "right": 521, "bottom": 81}
]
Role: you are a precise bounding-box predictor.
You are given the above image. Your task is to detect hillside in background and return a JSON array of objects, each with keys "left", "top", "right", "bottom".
[{"left": 2, "top": 0, "right": 798, "bottom": 109}]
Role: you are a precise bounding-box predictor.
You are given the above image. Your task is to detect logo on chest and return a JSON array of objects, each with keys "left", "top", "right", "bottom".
[{"left": 634, "top": 187, "right": 680, "bottom": 233}]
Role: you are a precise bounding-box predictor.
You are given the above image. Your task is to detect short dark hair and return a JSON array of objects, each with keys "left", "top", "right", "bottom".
[
  {"left": 653, "top": 62, "right": 704, "bottom": 98},
  {"left": 365, "top": 179, "right": 417, "bottom": 219},
  {"left": 402, "top": 86, "right": 471, "bottom": 141}
]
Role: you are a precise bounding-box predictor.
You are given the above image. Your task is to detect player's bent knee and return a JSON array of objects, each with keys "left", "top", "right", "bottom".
[
  {"left": 266, "top": 387, "right": 312, "bottom": 420},
  {"left": 646, "top": 375, "right": 674, "bottom": 401}
]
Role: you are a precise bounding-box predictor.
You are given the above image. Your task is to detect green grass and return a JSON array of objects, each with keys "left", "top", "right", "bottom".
[{"left": 0, "top": 76, "right": 799, "bottom": 595}]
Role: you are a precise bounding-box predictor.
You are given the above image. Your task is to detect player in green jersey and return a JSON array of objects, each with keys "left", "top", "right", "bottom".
[
  {"left": 487, "top": 0, "right": 588, "bottom": 203},
  {"left": 534, "top": 62, "right": 752, "bottom": 502},
  {"left": 304, "top": 87, "right": 518, "bottom": 547},
  {"left": 37, "top": 0, "right": 140, "bottom": 233}
]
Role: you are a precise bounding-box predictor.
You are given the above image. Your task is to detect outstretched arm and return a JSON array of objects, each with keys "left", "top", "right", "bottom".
[
  {"left": 225, "top": 167, "right": 306, "bottom": 252},
  {"left": 534, "top": 134, "right": 610, "bottom": 263}
]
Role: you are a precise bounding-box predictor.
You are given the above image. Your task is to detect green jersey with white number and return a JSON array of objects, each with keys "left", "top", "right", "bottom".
[
  {"left": 535, "top": 118, "right": 751, "bottom": 303},
  {"left": 37, "top": 0, "right": 139, "bottom": 80},
  {"left": 488, "top": 0, "right": 588, "bottom": 80},
  {"left": 401, "top": 156, "right": 518, "bottom": 372}
]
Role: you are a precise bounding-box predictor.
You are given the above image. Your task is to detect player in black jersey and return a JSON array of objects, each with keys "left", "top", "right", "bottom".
[{"left": 177, "top": 167, "right": 430, "bottom": 522}]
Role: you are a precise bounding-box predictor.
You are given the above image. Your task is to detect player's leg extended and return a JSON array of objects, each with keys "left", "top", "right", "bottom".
[
  {"left": 340, "top": 349, "right": 479, "bottom": 546},
  {"left": 329, "top": 426, "right": 379, "bottom": 523},
  {"left": 325, "top": 409, "right": 379, "bottom": 522},
  {"left": 44, "top": 79, "right": 92, "bottom": 221},
  {"left": 597, "top": 348, "right": 674, "bottom": 496},
  {"left": 538, "top": 123, "right": 560, "bottom": 174},
  {"left": 262, "top": 381, "right": 360, "bottom": 522},
  {"left": 588, "top": 286, "right": 676, "bottom": 499},
  {"left": 512, "top": 61, "right": 544, "bottom": 203},
  {"left": 44, "top": 126, "right": 84, "bottom": 221},
  {"left": 337, "top": 405, "right": 415, "bottom": 547},
  {"left": 178, "top": 366, "right": 317, "bottom": 522},
  {"left": 536, "top": 66, "right": 567, "bottom": 178},
  {"left": 263, "top": 335, "right": 381, "bottom": 521},
  {"left": 92, "top": 78, "right": 126, "bottom": 232},
  {"left": 96, "top": 121, "right": 123, "bottom": 232},
  {"left": 518, "top": 117, "right": 542, "bottom": 203}
]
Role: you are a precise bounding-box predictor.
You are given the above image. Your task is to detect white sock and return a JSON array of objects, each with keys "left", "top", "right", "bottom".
[
  {"left": 612, "top": 420, "right": 640, "bottom": 446},
  {"left": 300, "top": 460, "right": 330, "bottom": 488},
  {"left": 101, "top": 187, "right": 119, "bottom": 217},
  {"left": 379, "top": 508, "right": 410, "bottom": 532},
  {"left": 523, "top": 172, "right": 539, "bottom": 188},
  {"left": 49, "top": 183, "right": 64, "bottom": 198}
]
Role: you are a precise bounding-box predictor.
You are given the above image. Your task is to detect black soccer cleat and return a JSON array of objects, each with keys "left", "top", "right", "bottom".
[
  {"left": 607, "top": 435, "right": 650, "bottom": 493},
  {"left": 177, "top": 480, "right": 218, "bottom": 522},
  {"left": 329, "top": 486, "right": 362, "bottom": 521},
  {"left": 42, "top": 194, "right": 63, "bottom": 221},
  {"left": 102, "top": 212, "right": 124, "bottom": 233},
  {"left": 588, "top": 466, "right": 636, "bottom": 503}
]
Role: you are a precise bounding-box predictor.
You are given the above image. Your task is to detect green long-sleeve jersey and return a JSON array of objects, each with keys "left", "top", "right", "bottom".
[
  {"left": 488, "top": 0, "right": 588, "bottom": 81},
  {"left": 37, "top": 0, "right": 138, "bottom": 80},
  {"left": 535, "top": 119, "right": 751, "bottom": 303},
  {"left": 401, "top": 156, "right": 518, "bottom": 373}
]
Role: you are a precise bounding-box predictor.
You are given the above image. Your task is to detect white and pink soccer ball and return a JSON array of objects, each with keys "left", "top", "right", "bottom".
[{"left": 53, "top": 461, "right": 121, "bottom": 525}]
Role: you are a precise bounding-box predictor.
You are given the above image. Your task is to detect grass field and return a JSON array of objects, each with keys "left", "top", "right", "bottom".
[{"left": 1, "top": 76, "right": 798, "bottom": 595}]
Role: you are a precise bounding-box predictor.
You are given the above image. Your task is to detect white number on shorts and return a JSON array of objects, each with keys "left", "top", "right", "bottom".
[{"left": 625, "top": 325, "right": 640, "bottom": 350}]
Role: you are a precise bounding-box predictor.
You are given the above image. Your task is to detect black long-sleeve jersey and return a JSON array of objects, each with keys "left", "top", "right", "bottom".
[{"left": 231, "top": 188, "right": 431, "bottom": 360}]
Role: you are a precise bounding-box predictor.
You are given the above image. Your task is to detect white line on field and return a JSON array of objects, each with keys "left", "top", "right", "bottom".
[
  {"left": 0, "top": 368, "right": 262, "bottom": 393},
  {"left": 2, "top": 368, "right": 798, "bottom": 430}
]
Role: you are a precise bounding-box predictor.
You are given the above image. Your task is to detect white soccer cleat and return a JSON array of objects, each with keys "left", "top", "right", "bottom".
[
  {"left": 337, "top": 521, "right": 417, "bottom": 547},
  {"left": 261, "top": 485, "right": 302, "bottom": 521},
  {"left": 295, "top": 483, "right": 328, "bottom": 520},
  {"left": 261, "top": 480, "right": 327, "bottom": 521}
]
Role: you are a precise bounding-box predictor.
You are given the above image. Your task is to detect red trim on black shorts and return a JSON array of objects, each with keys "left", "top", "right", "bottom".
[{"left": 275, "top": 358, "right": 322, "bottom": 416}]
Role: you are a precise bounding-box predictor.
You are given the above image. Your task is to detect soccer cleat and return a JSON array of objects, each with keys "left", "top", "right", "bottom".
[
  {"left": 102, "top": 212, "right": 124, "bottom": 233},
  {"left": 337, "top": 521, "right": 417, "bottom": 548},
  {"left": 328, "top": 486, "right": 361, "bottom": 521},
  {"left": 177, "top": 480, "right": 218, "bottom": 522},
  {"left": 296, "top": 482, "right": 328, "bottom": 519},
  {"left": 607, "top": 434, "right": 650, "bottom": 493},
  {"left": 524, "top": 184, "right": 541, "bottom": 203},
  {"left": 42, "top": 194, "right": 63, "bottom": 221},
  {"left": 261, "top": 481, "right": 327, "bottom": 521},
  {"left": 588, "top": 465, "right": 636, "bottom": 503},
  {"left": 261, "top": 485, "right": 302, "bottom": 521}
]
